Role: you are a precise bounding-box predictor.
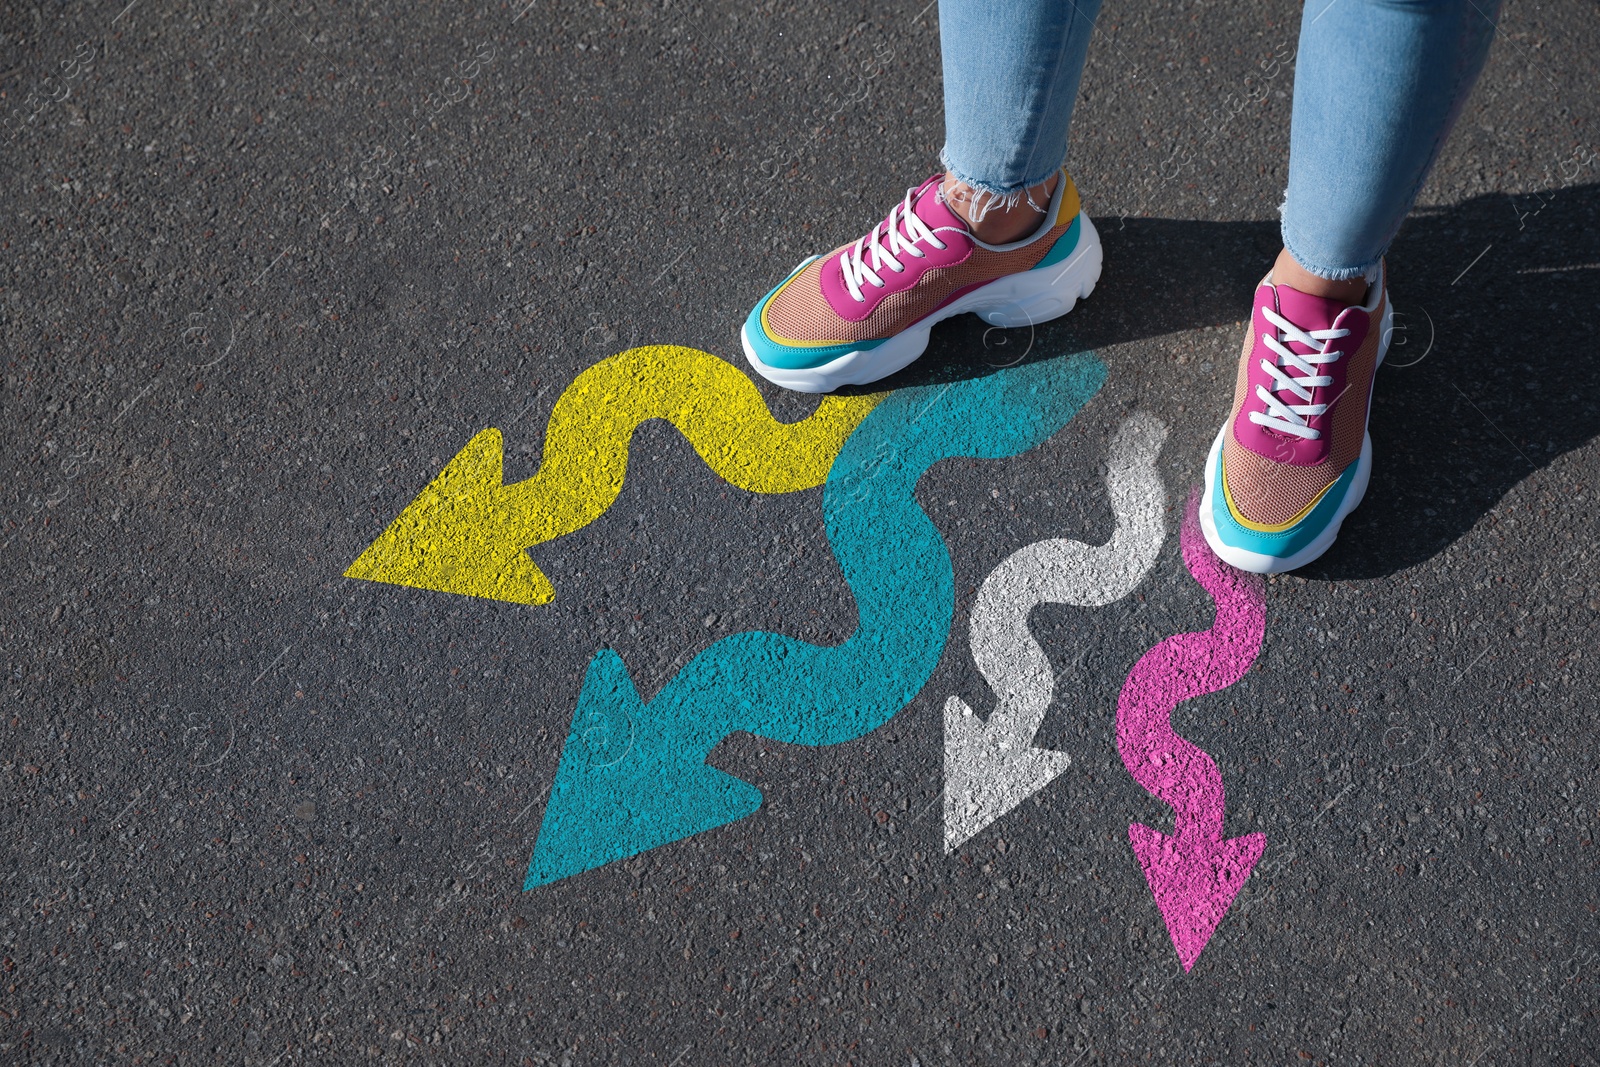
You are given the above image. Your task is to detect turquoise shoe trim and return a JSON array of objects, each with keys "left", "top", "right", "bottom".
[
  {"left": 1208, "top": 452, "right": 1361, "bottom": 561},
  {"left": 1026, "top": 215, "right": 1083, "bottom": 273}
]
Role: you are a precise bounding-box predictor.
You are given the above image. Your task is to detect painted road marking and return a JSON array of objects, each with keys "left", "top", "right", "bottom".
[
  {"left": 944, "top": 412, "right": 1169, "bottom": 852},
  {"left": 344, "top": 345, "right": 885, "bottom": 605},
  {"left": 524, "top": 353, "right": 1108, "bottom": 887},
  {"left": 1119, "top": 492, "right": 1267, "bottom": 972}
]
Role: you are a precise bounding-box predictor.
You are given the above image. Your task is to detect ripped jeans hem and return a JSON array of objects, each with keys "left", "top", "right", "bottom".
[
  {"left": 1280, "top": 208, "right": 1387, "bottom": 281},
  {"left": 938, "top": 148, "right": 1067, "bottom": 224}
]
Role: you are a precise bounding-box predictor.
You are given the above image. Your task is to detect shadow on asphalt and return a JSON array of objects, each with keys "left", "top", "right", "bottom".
[{"left": 849, "top": 183, "right": 1600, "bottom": 581}]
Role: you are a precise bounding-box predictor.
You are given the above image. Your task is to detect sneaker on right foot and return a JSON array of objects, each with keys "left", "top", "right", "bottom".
[
  {"left": 1199, "top": 265, "right": 1393, "bottom": 573},
  {"left": 740, "top": 171, "right": 1103, "bottom": 393}
]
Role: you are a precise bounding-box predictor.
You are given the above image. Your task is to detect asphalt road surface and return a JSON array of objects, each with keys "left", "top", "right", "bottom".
[{"left": 4, "top": 0, "right": 1599, "bottom": 1063}]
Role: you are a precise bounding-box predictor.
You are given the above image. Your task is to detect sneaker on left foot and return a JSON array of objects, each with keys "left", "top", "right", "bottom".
[
  {"left": 1199, "top": 264, "right": 1393, "bottom": 574},
  {"left": 740, "top": 171, "right": 1102, "bottom": 393}
]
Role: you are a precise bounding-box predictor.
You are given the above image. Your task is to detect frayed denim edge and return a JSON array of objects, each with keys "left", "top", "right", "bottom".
[
  {"left": 938, "top": 148, "right": 1066, "bottom": 225},
  {"left": 1278, "top": 195, "right": 1384, "bottom": 282}
]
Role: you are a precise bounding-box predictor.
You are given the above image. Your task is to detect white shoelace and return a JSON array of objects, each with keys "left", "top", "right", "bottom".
[
  {"left": 1247, "top": 304, "right": 1350, "bottom": 441},
  {"left": 839, "top": 186, "right": 954, "bottom": 303}
]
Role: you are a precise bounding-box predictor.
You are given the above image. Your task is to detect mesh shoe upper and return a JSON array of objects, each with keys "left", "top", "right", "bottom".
[
  {"left": 1219, "top": 274, "right": 1387, "bottom": 529},
  {"left": 756, "top": 173, "right": 1083, "bottom": 351}
]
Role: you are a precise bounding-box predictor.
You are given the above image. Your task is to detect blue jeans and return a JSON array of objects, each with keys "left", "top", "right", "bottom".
[{"left": 938, "top": 0, "right": 1501, "bottom": 279}]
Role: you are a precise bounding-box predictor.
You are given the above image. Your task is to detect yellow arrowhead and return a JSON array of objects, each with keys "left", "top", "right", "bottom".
[
  {"left": 345, "top": 427, "right": 556, "bottom": 604},
  {"left": 344, "top": 345, "right": 885, "bottom": 606}
]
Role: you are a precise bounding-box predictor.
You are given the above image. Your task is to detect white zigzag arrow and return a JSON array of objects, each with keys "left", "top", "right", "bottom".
[{"left": 943, "top": 412, "right": 1169, "bottom": 852}]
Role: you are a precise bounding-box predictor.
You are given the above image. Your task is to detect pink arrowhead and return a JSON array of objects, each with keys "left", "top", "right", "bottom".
[{"left": 1128, "top": 822, "right": 1266, "bottom": 971}]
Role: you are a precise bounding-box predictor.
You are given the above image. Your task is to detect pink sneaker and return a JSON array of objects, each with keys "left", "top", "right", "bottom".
[
  {"left": 1199, "top": 265, "right": 1393, "bottom": 573},
  {"left": 740, "top": 172, "right": 1102, "bottom": 393}
]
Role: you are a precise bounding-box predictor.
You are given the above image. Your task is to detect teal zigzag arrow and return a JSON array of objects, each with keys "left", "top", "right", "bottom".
[{"left": 525, "top": 353, "right": 1107, "bottom": 886}]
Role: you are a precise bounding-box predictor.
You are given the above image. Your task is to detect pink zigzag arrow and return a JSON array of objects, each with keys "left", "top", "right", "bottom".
[{"left": 1116, "top": 491, "right": 1267, "bottom": 972}]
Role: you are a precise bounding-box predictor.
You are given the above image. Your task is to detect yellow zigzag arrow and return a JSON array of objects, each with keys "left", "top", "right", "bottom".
[{"left": 344, "top": 345, "right": 886, "bottom": 605}]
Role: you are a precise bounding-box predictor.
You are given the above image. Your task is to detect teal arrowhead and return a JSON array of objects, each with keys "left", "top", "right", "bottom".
[{"left": 524, "top": 650, "right": 764, "bottom": 887}]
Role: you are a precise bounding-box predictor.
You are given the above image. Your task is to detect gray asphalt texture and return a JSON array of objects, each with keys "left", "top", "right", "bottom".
[{"left": 4, "top": 0, "right": 1599, "bottom": 1063}]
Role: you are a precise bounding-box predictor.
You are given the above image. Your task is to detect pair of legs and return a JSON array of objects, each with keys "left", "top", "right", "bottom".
[
  {"left": 740, "top": 0, "right": 1501, "bottom": 571},
  {"left": 940, "top": 0, "right": 1501, "bottom": 296}
]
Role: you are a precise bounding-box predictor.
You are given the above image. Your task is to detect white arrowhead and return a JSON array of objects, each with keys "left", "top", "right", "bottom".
[
  {"left": 943, "top": 413, "right": 1169, "bottom": 853},
  {"left": 944, "top": 693, "right": 1076, "bottom": 851}
]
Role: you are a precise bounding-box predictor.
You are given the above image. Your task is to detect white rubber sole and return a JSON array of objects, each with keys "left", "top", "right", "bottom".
[
  {"left": 742, "top": 214, "right": 1104, "bottom": 394},
  {"left": 1198, "top": 293, "right": 1394, "bottom": 574}
]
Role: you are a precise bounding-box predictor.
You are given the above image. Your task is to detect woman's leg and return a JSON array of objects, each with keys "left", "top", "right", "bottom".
[
  {"left": 937, "top": 0, "right": 1103, "bottom": 241},
  {"left": 1280, "top": 0, "right": 1503, "bottom": 290},
  {"left": 1202, "top": 0, "right": 1502, "bottom": 574},
  {"left": 741, "top": 0, "right": 1108, "bottom": 391}
]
